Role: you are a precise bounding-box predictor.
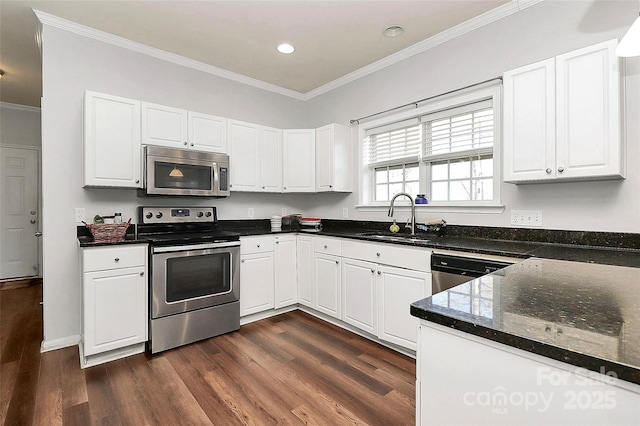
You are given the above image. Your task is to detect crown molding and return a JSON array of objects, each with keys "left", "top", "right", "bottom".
[
  {"left": 0, "top": 101, "right": 41, "bottom": 113},
  {"left": 32, "top": 10, "right": 308, "bottom": 101},
  {"left": 34, "top": 0, "right": 542, "bottom": 102},
  {"left": 303, "top": 0, "right": 543, "bottom": 100}
]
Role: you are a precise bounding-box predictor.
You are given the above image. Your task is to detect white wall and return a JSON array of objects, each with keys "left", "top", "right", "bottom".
[
  {"left": 39, "top": 0, "right": 640, "bottom": 348},
  {"left": 39, "top": 25, "right": 312, "bottom": 348},
  {"left": 0, "top": 102, "right": 41, "bottom": 147},
  {"left": 304, "top": 0, "right": 640, "bottom": 234}
]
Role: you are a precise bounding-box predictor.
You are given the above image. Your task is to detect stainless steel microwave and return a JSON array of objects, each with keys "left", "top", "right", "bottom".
[{"left": 140, "top": 146, "right": 230, "bottom": 197}]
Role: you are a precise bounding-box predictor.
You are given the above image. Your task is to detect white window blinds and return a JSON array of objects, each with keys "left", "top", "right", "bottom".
[
  {"left": 365, "top": 118, "right": 421, "bottom": 165},
  {"left": 365, "top": 99, "right": 493, "bottom": 165},
  {"left": 423, "top": 99, "right": 494, "bottom": 160}
]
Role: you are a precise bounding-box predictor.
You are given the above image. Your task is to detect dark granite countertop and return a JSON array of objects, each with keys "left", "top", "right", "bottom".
[{"left": 411, "top": 257, "right": 640, "bottom": 386}]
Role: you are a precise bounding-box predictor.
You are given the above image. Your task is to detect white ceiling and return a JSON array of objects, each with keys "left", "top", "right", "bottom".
[{"left": 0, "top": 0, "right": 520, "bottom": 108}]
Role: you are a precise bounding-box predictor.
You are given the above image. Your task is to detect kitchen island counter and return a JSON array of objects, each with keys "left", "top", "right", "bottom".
[{"left": 411, "top": 257, "right": 640, "bottom": 386}]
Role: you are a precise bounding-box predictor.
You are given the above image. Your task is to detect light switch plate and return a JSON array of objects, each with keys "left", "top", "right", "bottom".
[{"left": 511, "top": 210, "right": 542, "bottom": 227}]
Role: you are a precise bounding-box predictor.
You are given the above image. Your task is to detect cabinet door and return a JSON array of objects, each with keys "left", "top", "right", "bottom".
[
  {"left": 314, "top": 253, "right": 341, "bottom": 319},
  {"left": 315, "top": 124, "right": 334, "bottom": 191},
  {"left": 188, "top": 111, "right": 227, "bottom": 153},
  {"left": 240, "top": 252, "right": 274, "bottom": 316},
  {"left": 556, "top": 39, "right": 622, "bottom": 180},
  {"left": 503, "top": 59, "right": 556, "bottom": 182},
  {"left": 297, "top": 236, "right": 314, "bottom": 307},
  {"left": 83, "top": 91, "right": 142, "bottom": 188},
  {"left": 141, "top": 102, "right": 188, "bottom": 149},
  {"left": 282, "top": 129, "right": 315, "bottom": 192},
  {"left": 261, "top": 126, "right": 283, "bottom": 192},
  {"left": 274, "top": 236, "right": 297, "bottom": 309},
  {"left": 341, "top": 258, "right": 377, "bottom": 335},
  {"left": 315, "top": 124, "right": 352, "bottom": 192},
  {"left": 83, "top": 266, "right": 147, "bottom": 356},
  {"left": 378, "top": 265, "right": 431, "bottom": 350},
  {"left": 228, "top": 120, "right": 261, "bottom": 192}
]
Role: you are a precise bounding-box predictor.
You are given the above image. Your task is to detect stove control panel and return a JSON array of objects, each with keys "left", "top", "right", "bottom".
[{"left": 138, "top": 206, "right": 216, "bottom": 224}]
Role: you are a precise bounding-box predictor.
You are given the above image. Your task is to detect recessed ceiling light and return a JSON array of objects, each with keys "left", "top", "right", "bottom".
[
  {"left": 277, "top": 43, "right": 295, "bottom": 54},
  {"left": 383, "top": 25, "right": 404, "bottom": 38}
]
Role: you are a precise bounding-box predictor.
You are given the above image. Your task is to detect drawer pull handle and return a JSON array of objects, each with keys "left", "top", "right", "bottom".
[
  {"left": 324, "top": 245, "right": 328, "bottom": 249},
  {"left": 114, "top": 258, "right": 120, "bottom": 262},
  {"left": 376, "top": 252, "right": 381, "bottom": 257},
  {"left": 377, "top": 271, "right": 381, "bottom": 275},
  {"left": 545, "top": 326, "right": 551, "bottom": 333},
  {"left": 257, "top": 244, "right": 260, "bottom": 248},
  {"left": 139, "top": 272, "right": 144, "bottom": 276},
  {"left": 335, "top": 261, "right": 339, "bottom": 265},
  {"left": 370, "top": 269, "right": 375, "bottom": 273},
  {"left": 545, "top": 168, "right": 552, "bottom": 174},
  {"left": 241, "top": 259, "right": 245, "bottom": 263}
]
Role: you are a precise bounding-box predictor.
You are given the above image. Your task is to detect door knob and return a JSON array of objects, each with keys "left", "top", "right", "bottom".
[
  {"left": 30, "top": 211, "right": 36, "bottom": 215},
  {"left": 30, "top": 219, "right": 36, "bottom": 224},
  {"left": 34, "top": 232, "right": 43, "bottom": 237}
]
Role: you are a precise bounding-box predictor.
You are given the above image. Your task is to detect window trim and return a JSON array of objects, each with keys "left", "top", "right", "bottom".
[{"left": 358, "top": 84, "right": 502, "bottom": 210}]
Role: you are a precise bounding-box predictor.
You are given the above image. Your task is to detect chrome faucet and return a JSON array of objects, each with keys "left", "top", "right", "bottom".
[{"left": 388, "top": 192, "right": 416, "bottom": 235}]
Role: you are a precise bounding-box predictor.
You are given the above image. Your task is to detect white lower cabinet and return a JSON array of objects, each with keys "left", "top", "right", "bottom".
[
  {"left": 240, "top": 236, "right": 275, "bottom": 316},
  {"left": 342, "top": 258, "right": 377, "bottom": 336},
  {"left": 296, "top": 235, "right": 314, "bottom": 307},
  {"left": 314, "top": 252, "right": 342, "bottom": 319},
  {"left": 240, "top": 234, "right": 297, "bottom": 318},
  {"left": 274, "top": 235, "right": 297, "bottom": 309},
  {"left": 240, "top": 251, "right": 275, "bottom": 316},
  {"left": 81, "top": 244, "right": 148, "bottom": 367},
  {"left": 378, "top": 265, "right": 431, "bottom": 351}
]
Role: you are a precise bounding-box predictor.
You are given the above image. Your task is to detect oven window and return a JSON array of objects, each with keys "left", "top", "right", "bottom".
[
  {"left": 154, "top": 161, "right": 213, "bottom": 191},
  {"left": 165, "top": 252, "right": 230, "bottom": 302}
]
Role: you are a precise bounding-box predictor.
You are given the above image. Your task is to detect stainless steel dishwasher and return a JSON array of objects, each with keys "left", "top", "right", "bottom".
[{"left": 431, "top": 253, "right": 513, "bottom": 294}]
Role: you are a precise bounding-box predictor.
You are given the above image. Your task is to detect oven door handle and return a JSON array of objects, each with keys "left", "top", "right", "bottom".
[{"left": 152, "top": 241, "right": 240, "bottom": 253}]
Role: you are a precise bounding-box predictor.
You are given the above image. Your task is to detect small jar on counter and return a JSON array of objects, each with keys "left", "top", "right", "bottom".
[
  {"left": 114, "top": 213, "right": 123, "bottom": 224},
  {"left": 415, "top": 195, "right": 428, "bottom": 204}
]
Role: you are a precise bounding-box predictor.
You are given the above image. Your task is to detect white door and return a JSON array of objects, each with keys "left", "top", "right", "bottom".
[
  {"left": 239, "top": 252, "right": 274, "bottom": 316},
  {"left": 314, "top": 252, "right": 341, "bottom": 319},
  {"left": 341, "top": 258, "right": 377, "bottom": 335},
  {"left": 188, "top": 111, "right": 227, "bottom": 153},
  {"left": 377, "top": 265, "right": 431, "bottom": 350},
  {"left": 260, "top": 126, "right": 282, "bottom": 192},
  {"left": 274, "top": 236, "right": 297, "bottom": 308},
  {"left": 141, "top": 102, "right": 188, "bottom": 149},
  {"left": 228, "top": 120, "right": 260, "bottom": 192},
  {"left": 0, "top": 147, "right": 40, "bottom": 279},
  {"left": 315, "top": 124, "right": 334, "bottom": 191},
  {"left": 296, "top": 235, "right": 314, "bottom": 307},
  {"left": 282, "top": 129, "right": 315, "bottom": 192}
]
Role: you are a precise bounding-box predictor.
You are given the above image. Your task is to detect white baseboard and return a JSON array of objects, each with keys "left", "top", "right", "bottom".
[{"left": 40, "top": 334, "right": 81, "bottom": 353}]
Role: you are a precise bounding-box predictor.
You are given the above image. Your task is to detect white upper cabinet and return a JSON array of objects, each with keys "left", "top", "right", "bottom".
[
  {"left": 228, "top": 119, "right": 260, "bottom": 191},
  {"left": 142, "top": 102, "right": 188, "bottom": 148},
  {"left": 503, "top": 39, "right": 623, "bottom": 183},
  {"left": 261, "top": 126, "right": 283, "bottom": 192},
  {"left": 83, "top": 91, "right": 142, "bottom": 188},
  {"left": 188, "top": 111, "right": 227, "bottom": 153},
  {"left": 283, "top": 129, "right": 315, "bottom": 192},
  {"left": 503, "top": 59, "right": 556, "bottom": 182},
  {"left": 142, "top": 102, "right": 227, "bottom": 153},
  {"left": 315, "top": 123, "right": 353, "bottom": 192},
  {"left": 228, "top": 120, "right": 282, "bottom": 192},
  {"left": 555, "top": 40, "right": 622, "bottom": 180}
]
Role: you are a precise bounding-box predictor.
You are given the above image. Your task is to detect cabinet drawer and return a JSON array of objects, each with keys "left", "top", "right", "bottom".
[
  {"left": 241, "top": 235, "right": 274, "bottom": 254},
  {"left": 342, "top": 240, "right": 430, "bottom": 272},
  {"left": 83, "top": 245, "right": 147, "bottom": 272},
  {"left": 313, "top": 237, "right": 342, "bottom": 256}
]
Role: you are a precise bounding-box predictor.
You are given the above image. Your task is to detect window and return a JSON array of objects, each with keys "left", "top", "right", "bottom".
[{"left": 362, "top": 84, "right": 501, "bottom": 207}]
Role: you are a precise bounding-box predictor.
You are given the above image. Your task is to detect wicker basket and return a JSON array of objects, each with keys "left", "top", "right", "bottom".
[{"left": 85, "top": 219, "right": 131, "bottom": 242}]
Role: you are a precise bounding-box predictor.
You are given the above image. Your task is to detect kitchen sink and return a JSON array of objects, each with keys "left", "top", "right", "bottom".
[{"left": 355, "top": 231, "right": 432, "bottom": 244}]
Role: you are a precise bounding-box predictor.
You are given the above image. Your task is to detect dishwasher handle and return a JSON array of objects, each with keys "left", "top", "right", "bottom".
[{"left": 431, "top": 254, "right": 511, "bottom": 277}]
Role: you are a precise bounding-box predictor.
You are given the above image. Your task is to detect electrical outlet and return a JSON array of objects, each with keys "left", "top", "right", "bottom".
[
  {"left": 282, "top": 207, "right": 288, "bottom": 216},
  {"left": 248, "top": 208, "right": 254, "bottom": 218},
  {"left": 342, "top": 208, "right": 349, "bottom": 218},
  {"left": 511, "top": 210, "right": 542, "bottom": 227},
  {"left": 75, "top": 208, "right": 85, "bottom": 223}
]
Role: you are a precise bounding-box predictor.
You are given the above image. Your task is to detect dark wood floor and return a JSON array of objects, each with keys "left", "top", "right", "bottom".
[{"left": 1, "top": 284, "right": 416, "bottom": 425}]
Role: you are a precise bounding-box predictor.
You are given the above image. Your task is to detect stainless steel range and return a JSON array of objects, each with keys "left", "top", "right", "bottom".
[{"left": 137, "top": 206, "right": 240, "bottom": 353}]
